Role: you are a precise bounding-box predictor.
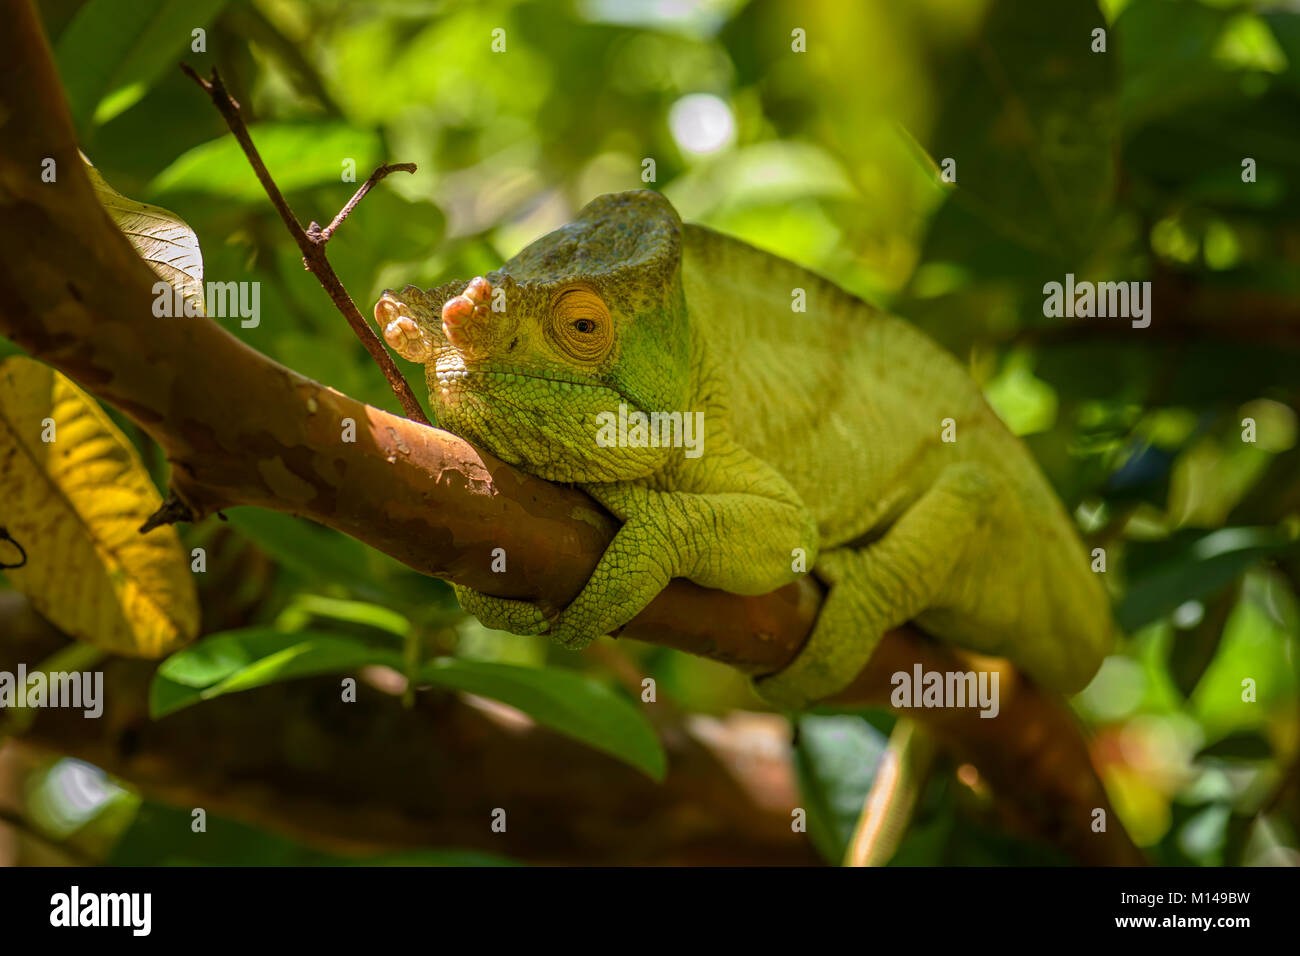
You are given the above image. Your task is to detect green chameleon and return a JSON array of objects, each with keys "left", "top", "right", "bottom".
[{"left": 373, "top": 190, "right": 1112, "bottom": 712}]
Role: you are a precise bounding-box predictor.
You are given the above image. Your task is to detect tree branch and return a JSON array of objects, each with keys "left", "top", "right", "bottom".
[
  {"left": 0, "top": 594, "right": 818, "bottom": 866},
  {"left": 0, "top": 0, "right": 1141, "bottom": 865},
  {"left": 178, "top": 63, "right": 429, "bottom": 425}
]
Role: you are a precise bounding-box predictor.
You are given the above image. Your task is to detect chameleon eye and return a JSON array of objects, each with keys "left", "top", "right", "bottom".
[{"left": 549, "top": 284, "right": 613, "bottom": 363}]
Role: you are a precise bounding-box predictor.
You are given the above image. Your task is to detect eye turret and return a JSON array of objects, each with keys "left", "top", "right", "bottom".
[{"left": 549, "top": 284, "right": 613, "bottom": 364}]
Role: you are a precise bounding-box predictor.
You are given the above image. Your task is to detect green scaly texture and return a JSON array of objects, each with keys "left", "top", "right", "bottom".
[{"left": 373, "top": 191, "right": 1112, "bottom": 709}]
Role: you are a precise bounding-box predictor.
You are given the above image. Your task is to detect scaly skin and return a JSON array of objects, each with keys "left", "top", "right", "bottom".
[{"left": 374, "top": 190, "right": 1112, "bottom": 709}]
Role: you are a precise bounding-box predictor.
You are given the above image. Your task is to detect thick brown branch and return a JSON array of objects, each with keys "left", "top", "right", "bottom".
[{"left": 178, "top": 64, "right": 429, "bottom": 425}]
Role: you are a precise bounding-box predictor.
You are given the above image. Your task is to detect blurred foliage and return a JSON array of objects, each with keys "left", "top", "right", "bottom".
[{"left": 3, "top": 0, "right": 1299, "bottom": 866}]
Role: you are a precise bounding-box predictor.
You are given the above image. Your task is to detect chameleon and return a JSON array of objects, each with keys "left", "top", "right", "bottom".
[{"left": 372, "top": 190, "right": 1112, "bottom": 711}]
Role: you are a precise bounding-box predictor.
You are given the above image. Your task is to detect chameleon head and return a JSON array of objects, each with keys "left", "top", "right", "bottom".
[{"left": 374, "top": 191, "right": 692, "bottom": 482}]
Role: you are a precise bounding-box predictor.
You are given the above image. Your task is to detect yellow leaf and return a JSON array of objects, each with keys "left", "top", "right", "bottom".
[
  {"left": 82, "top": 152, "right": 205, "bottom": 315},
  {"left": 0, "top": 357, "right": 199, "bottom": 657}
]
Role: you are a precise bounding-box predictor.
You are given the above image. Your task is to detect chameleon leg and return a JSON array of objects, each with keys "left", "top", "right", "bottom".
[
  {"left": 544, "top": 482, "right": 819, "bottom": 649},
  {"left": 450, "top": 480, "right": 816, "bottom": 647},
  {"left": 755, "top": 462, "right": 996, "bottom": 710}
]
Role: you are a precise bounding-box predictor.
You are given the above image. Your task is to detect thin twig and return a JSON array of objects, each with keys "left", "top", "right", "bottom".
[
  {"left": 180, "top": 63, "right": 430, "bottom": 425},
  {"left": 139, "top": 493, "right": 195, "bottom": 533},
  {"left": 311, "top": 163, "right": 417, "bottom": 242}
]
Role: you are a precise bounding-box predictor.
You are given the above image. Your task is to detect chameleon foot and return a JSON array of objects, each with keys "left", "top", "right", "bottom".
[{"left": 452, "top": 585, "right": 551, "bottom": 637}]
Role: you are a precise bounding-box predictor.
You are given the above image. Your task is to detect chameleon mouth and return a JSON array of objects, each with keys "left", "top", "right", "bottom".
[{"left": 434, "top": 368, "right": 616, "bottom": 395}]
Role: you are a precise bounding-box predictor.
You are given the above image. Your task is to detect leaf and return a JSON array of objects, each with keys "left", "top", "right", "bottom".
[
  {"left": 223, "top": 508, "right": 372, "bottom": 588},
  {"left": 0, "top": 357, "right": 199, "bottom": 657},
  {"left": 149, "top": 627, "right": 403, "bottom": 718},
  {"left": 1114, "top": 0, "right": 1238, "bottom": 130},
  {"left": 109, "top": 801, "right": 517, "bottom": 866},
  {"left": 1197, "top": 730, "right": 1272, "bottom": 761},
  {"left": 793, "top": 714, "right": 888, "bottom": 865},
  {"left": 55, "top": 0, "right": 230, "bottom": 133},
  {"left": 418, "top": 658, "right": 667, "bottom": 781},
  {"left": 149, "top": 124, "right": 382, "bottom": 201},
  {"left": 149, "top": 630, "right": 666, "bottom": 780},
  {"left": 84, "top": 155, "right": 205, "bottom": 314},
  {"left": 147, "top": 629, "right": 665, "bottom": 780},
  {"left": 1117, "top": 526, "right": 1300, "bottom": 632},
  {"left": 1168, "top": 584, "right": 1238, "bottom": 698},
  {"left": 276, "top": 594, "right": 412, "bottom": 639},
  {"left": 923, "top": 0, "right": 1118, "bottom": 259},
  {"left": 222, "top": 507, "right": 443, "bottom": 609},
  {"left": 1122, "top": 527, "right": 1300, "bottom": 624},
  {"left": 1266, "top": 11, "right": 1300, "bottom": 96}
]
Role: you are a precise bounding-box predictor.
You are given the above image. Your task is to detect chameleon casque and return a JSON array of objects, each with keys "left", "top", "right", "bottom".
[{"left": 373, "top": 190, "right": 1112, "bottom": 710}]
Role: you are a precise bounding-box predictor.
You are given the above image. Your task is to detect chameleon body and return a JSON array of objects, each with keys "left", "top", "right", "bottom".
[{"left": 374, "top": 191, "right": 1112, "bottom": 708}]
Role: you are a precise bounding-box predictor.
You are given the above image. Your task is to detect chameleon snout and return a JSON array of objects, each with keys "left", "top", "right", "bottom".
[{"left": 441, "top": 276, "right": 493, "bottom": 353}]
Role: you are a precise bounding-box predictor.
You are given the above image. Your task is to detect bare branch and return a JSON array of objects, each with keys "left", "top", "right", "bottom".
[
  {"left": 312, "top": 162, "right": 417, "bottom": 242},
  {"left": 179, "top": 63, "right": 430, "bottom": 425}
]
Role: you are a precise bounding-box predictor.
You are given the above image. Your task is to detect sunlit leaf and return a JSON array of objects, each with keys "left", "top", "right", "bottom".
[
  {"left": 54, "top": 0, "right": 229, "bottom": 132},
  {"left": 793, "top": 714, "right": 888, "bottom": 865},
  {"left": 418, "top": 658, "right": 667, "bottom": 781},
  {"left": 149, "top": 124, "right": 382, "bottom": 201},
  {"left": 149, "top": 627, "right": 401, "bottom": 717},
  {"left": 84, "top": 155, "right": 205, "bottom": 314},
  {"left": 0, "top": 357, "right": 199, "bottom": 656}
]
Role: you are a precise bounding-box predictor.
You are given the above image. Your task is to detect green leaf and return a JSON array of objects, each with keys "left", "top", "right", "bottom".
[
  {"left": 149, "top": 627, "right": 402, "bottom": 717},
  {"left": 222, "top": 507, "right": 428, "bottom": 608},
  {"left": 1115, "top": 0, "right": 1238, "bottom": 129},
  {"left": 149, "top": 124, "right": 382, "bottom": 201},
  {"left": 1266, "top": 11, "right": 1300, "bottom": 95},
  {"left": 110, "top": 801, "right": 517, "bottom": 866},
  {"left": 149, "top": 629, "right": 665, "bottom": 780},
  {"left": 923, "top": 0, "right": 1118, "bottom": 259},
  {"left": 1117, "top": 526, "right": 1300, "bottom": 632},
  {"left": 1197, "top": 730, "right": 1272, "bottom": 760},
  {"left": 418, "top": 658, "right": 666, "bottom": 781},
  {"left": 55, "top": 0, "right": 229, "bottom": 134},
  {"left": 793, "top": 714, "right": 888, "bottom": 865},
  {"left": 1168, "top": 585, "right": 1237, "bottom": 698},
  {"left": 276, "top": 594, "right": 411, "bottom": 639}
]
